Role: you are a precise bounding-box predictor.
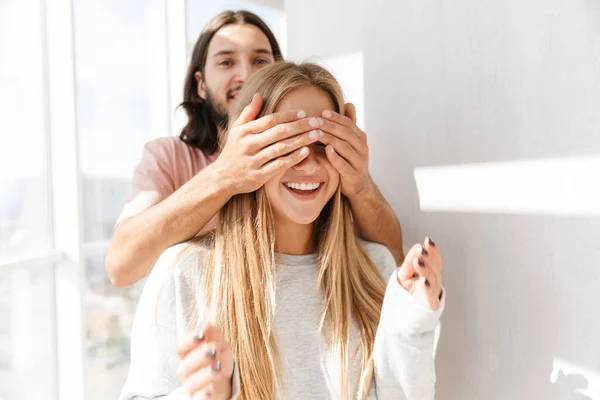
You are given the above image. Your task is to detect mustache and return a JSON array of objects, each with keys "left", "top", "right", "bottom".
[{"left": 227, "top": 86, "right": 243, "bottom": 99}]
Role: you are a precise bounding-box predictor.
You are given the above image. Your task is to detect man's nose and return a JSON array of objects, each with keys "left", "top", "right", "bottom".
[{"left": 234, "top": 61, "right": 253, "bottom": 84}]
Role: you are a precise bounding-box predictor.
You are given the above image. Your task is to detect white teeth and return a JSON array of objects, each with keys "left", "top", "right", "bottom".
[{"left": 286, "top": 182, "right": 320, "bottom": 191}]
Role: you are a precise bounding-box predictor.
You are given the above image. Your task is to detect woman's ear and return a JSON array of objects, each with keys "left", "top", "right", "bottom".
[{"left": 195, "top": 71, "right": 207, "bottom": 99}]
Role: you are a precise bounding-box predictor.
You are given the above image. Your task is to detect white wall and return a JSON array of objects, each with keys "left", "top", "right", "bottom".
[{"left": 284, "top": 1, "right": 600, "bottom": 399}]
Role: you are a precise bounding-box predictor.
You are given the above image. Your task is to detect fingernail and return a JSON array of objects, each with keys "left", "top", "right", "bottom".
[
  {"left": 300, "top": 147, "right": 309, "bottom": 156},
  {"left": 319, "top": 129, "right": 325, "bottom": 137},
  {"left": 297, "top": 110, "right": 306, "bottom": 118},
  {"left": 195, "top": 331, "right": 205, "bottom": 342},
  {"left": 308, "top": 130, "right": 319, "bottom": 140},
  {"left": 309, "top": 117, "right": 319, "bottom": 128},
  {"left": 206, "top": 346, "right": 216, "bottom": 359},
  {"left": 323, "top": 110, "right": 332, "bottom": 118},
  {"left": 418, "top": 258, "right": 425, "bottom": 268},
  {"left": 317, "top": 117, "right": 325, "bottom": 125},
  {"left": 421, "top": 246, "right": 429, "bottom": 256},
  {"left": 428, "top": 237, "right": 436, "bottom": 247},
  {"left": 212, "top": 360, "right": 221, "bottom": 372}
]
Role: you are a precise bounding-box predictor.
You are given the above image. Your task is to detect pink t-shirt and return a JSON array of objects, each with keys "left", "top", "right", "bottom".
[{"left": 117, "top": 136, "right": 220, "bottom": 236}]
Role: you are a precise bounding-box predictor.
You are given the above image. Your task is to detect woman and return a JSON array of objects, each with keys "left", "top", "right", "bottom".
[{"left": 120, "top": 62, "right": 445, "bottom": 400}]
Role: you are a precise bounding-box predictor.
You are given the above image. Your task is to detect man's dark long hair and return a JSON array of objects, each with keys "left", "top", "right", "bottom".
[{"left": 179, "top": 10, "right": 284, "bottom": 154}]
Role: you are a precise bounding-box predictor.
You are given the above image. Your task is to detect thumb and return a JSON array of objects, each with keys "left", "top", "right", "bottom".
[
  {"left": 231, "top": 92, "right": 262, "bottom": 128},
  {"left": 396, "top": 243, "right": 420, "bottom": 281},
  {"left": 345, "top": 102, "right": 357, "bottom": 123}
]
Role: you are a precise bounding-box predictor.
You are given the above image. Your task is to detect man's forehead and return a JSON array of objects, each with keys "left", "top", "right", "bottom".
[
  {"left": 209, "top": 48, "right": 273, "bottom": 58},
  {"left": 208, "top": 25, "right": 273, "bottom": 57}
]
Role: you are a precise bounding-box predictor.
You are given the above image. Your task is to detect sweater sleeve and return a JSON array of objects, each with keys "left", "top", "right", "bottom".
[
  {"left": 372, "top": 247, "right": 446, "bottom": 400},
  {"left": 118, "top": 244, "right": 241, "bottom": 400}
]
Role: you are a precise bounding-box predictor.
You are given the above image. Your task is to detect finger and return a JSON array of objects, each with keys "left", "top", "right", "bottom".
[
  {"left": 255, "top": 129, "right": 321, "bottom": 166},
  {"left": 418, "top": 244, "right": 442, "bottom": 283},
  {"left": 413, "top": 257, "right": 438, "bottom": 290},
  {"left": 345, "top": 102, "right": 357, "bottom": 123},
  {"left": 325, "top": 145, "right": 356, "bottom": 177},
  {"left": 243, "top": 109, "right": 311, "bottom": 136},
  {"left": 176, "top": 325, "right": 225, "bottom": 359},
  {"left": 230, "top": 93, "right": 263, "bottom": 129},
  {"left": 321, "top": 109, "right": 352, "bottom": 127},
  {"left": 260, "top": 146, "right": 311, "bottom": 178},
  {"left": 322, "top": 109, "right": 367, "bottom": 142},
  {"left": 396, "top": 244, "right": 422, "bottom": 281},
  {"left": 423, "top": 236, "right": 442, "bottom": 273},
  {"left": 184, "top": 363, "right": 228, "bottom": 398},
  {"left": 317, "top": 118, "right": 365, "bottom": 155},
  {"left": 253, "top": 116, "right": 320, "bottom": 150},
  {"left": 178, "top": 341, "right": 224, "bottom": 381},
  {"left": 417, "top": 276, "right": 442, "bottom": 307},
  {"left": 176, "top": 332, "right": 206, "bottom": 360},
  {"left": 318, "top": 133, "right": 364, "bottom": 171},
  {"left": 193, "top": 380, "right": 231, "bottom": 400}
]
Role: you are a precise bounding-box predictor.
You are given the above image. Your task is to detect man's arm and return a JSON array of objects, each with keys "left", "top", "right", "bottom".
[
  {"left": 316, "top": 104, "right": 404, "bottom": 264},
  {"left": 106, "top": 93, "right": 321, "bottom": 287},
  {"left": 105, "top": 163, "right": 233, "bottom": 287},
  {"left": 348, "top": 180, "right": 405, "bottom": 264}
]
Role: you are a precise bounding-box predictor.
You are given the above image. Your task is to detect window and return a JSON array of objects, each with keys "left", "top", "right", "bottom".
[
  {"left": 0, "top": 0, "right": 52, "bottom": 261},
  {"left": 0, "top": 3, "right": 56, "bottom": 397},
  {"left": 0, "top": 266, "right": 56, "bottom": 400},
  {"left": 72, "top": 0, "right": 169, "bottom": 397}
]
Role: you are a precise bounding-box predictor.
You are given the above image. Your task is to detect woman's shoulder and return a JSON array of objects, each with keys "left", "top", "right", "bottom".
[
  {"left": 357, "top": 239, "right": 397, "bottom": 278},
  {"left": 151, "top": 235, "right": 215, "bottom": 282}
]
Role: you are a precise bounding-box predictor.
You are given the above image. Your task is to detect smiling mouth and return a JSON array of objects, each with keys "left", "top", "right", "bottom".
[{"left": 283, "top": 182, "right": 324, "bottom": 198}]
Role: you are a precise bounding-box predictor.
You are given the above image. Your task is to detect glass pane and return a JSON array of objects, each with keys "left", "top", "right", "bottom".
[
  {"left": 83, "top": 253, "right": 144, "bottom": 400},
  {"left": 74, "top": 0, "right": 170, "bottom": 243},
  {"left": 0, "top": 266, "right": 56, "bottom": 400},
  {"left": 0, "top": 0, "right": 52, "bottom": 260}
]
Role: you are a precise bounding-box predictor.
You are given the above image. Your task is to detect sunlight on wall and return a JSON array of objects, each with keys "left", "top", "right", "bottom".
[
  {"left": 414, "top": 155, "right": 600, "bottom": 216},
  {"left": 551, "top": 357, "right": 600, "bottom": 398}
]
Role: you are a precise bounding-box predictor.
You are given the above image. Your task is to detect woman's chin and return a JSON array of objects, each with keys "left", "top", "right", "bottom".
[{"left": 285, "top": 211, "right": 320, "bottom": 226}]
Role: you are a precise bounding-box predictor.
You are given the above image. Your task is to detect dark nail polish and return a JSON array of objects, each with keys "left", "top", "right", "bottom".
[
  {"left": 195, "top": 331, "right": 205, "bottom": 342},
  {"left": 421, "top": 246, "right": 429, "bottom": 256},
  {"left": 418, "top": 258, "right": 425, "bottom": 268},
  {"left": 428, "top": 237, "right": 436, "bottom": 247},
  {"left": 212, "top": 360, "right": 221, "bottom": 372}
]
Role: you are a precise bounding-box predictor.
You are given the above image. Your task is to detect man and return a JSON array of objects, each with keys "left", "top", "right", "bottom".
[{"left": 105, "top": 10, "right": 404, "bottom": 287}]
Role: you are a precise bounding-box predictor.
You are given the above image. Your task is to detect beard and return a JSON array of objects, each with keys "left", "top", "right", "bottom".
[
  {"left": 204, "top": 85, "right": 242, "bottom": 132},
  {"left": 204, "top": 89, "right": 228, "bottom": 131}
]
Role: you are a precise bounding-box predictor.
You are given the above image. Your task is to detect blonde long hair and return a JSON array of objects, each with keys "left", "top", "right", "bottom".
[{"left": 189, "top": 62, "right": 387, "bottom": 399}]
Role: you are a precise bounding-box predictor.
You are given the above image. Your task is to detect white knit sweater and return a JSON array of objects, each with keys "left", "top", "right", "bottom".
[{"left": 119, "top": 240, "right": 445, "bottom": 399}]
